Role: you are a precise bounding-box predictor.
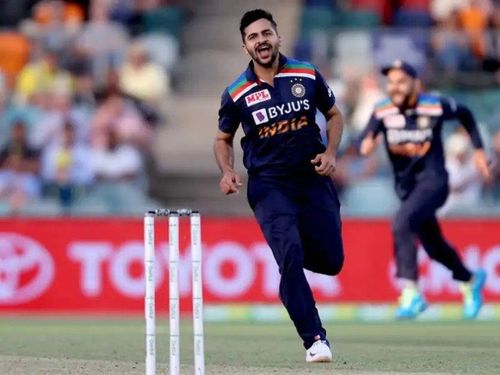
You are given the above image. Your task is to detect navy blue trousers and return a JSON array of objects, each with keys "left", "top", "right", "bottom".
[
  {"left": 247, "top": 174, "right": 344, "bottom": 349},
  {"left": 393, "top": 179, "right": 471, "bottom": 282}
]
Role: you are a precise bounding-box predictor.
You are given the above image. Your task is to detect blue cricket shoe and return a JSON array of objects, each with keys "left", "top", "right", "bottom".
[
  {"left": 395, "top": 287, "right": 428, "bottom": 319},
  {"left": 460, "top": 269, "right": 487, "bottom": 320}
]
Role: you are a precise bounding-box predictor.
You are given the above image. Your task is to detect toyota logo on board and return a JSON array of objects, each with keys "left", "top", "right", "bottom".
[{"left": 0, "top": 233, "right": 54, "bottom": 304}]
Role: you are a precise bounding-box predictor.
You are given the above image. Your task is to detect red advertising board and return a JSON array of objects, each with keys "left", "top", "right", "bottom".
[{"left": 0, "top": 218, "right": 499, "bottom": 313}]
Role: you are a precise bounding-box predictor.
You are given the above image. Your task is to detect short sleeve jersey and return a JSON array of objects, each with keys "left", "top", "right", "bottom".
[
  {"left": 218, "top": 54, "right": 336, "bottom": 177},
  {"left": 362, "top": 93, "right": 482, "bottom": 198}
]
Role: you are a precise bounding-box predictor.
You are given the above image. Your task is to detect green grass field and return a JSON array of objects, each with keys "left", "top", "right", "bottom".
[{"left": 0, "top": 317, "right": 499, "bottom": 374}]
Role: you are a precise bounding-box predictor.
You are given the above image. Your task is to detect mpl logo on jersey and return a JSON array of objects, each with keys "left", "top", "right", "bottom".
[
  {"left": 245, "top": 89, "right": 271, "bottom": 107},
  {"left": 0, "top": 233, "right": 55, "bottom": 304}
]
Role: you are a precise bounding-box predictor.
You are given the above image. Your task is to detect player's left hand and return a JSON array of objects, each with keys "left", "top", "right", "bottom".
[
  {"left": 311, "top": 153, "right": 336, "bottom": 176},
  {"left": 473, "top": 149, "right": 492, "bottom": 184}
]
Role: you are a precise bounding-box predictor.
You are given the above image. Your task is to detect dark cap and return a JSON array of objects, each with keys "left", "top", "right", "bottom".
[{"left": 380, "top": 59, "right": 417, "bottom": 78}]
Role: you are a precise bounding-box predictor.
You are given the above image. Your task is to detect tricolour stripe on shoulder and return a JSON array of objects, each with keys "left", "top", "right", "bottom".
[
  {"left": 227, "top": 74, "right": 257, "bottom": 102},
  {"left": 417, "top": 93, "right": 443, "bottom": 116},
  {"left": 374, "top": 98, "right": 398, "bottom": 119},
  {"left": 229, "top": 81, "right": 258, "bottom": 102},
  {"left": 228, "top": 74, "right": 248, "bottom": 95},
  {"left": 276, "top": 59, "right": 316, "bottom": 80},
  {"left": 418, "top": 93, "right": 441, "bottom": 105},
  {"left": 283, "top": 58, "right": 315, "bottom": 69}
]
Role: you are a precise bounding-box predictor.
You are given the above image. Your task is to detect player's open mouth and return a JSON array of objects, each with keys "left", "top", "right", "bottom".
[{"left": 256, "top": 45, "right": 271, "bottom": 59}]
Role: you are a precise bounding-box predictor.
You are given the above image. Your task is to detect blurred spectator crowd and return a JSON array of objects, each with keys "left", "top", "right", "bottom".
[
  {"left": 0, "top": 0, "right": 184, "bottom": 216},
  {"left": 299, "top": 0, "right": 500, "bottom": 87},
  {"left": 301, "top": 0, "right": 500, "bottom": 216},
  {"left": 0, "top": 0, "right": 499, "bottom": 217}
]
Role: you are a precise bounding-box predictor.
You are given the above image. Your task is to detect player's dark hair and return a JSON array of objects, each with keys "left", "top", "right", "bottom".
[{"left": 240, "top": 9, "right": 277, "bottom": 41}]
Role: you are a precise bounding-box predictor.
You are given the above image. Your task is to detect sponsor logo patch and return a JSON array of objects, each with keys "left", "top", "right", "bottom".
[
  {"left": 251, "top": 100, "right": 311, "bottom": 125},
  {"left": 245, "top": 89, "right": 271, "bottom": 107},
  {"left": 383, "top": 114, "right": 406, "bottom": 128},
  {"left": 252, "top": 109, "right": 269, "bottom": 125}
]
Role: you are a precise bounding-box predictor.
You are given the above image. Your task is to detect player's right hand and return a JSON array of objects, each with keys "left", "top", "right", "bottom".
[
  {"left": 219, "top": 170, "right": 243, "bottom": 195},
  {"left": 360, "top": 132, "right": 378, "bottom": 156}
]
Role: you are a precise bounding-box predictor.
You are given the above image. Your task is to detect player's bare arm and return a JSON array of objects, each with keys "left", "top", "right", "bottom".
[
  {"left": 454, "top": 102, "right": 493, "bottom": 183},
  {"left": 456, "top": 104, "right": 492, "bottom": 183},
  {"left": 360, "top": 132, "right": 379, "bottom": 156},
  {"left": 213, "top": 130, "right": 243, "bottom": 195},
  {"left": 473, "top": 149, "right": 492, "bottom": 183},
  {"left": 311, "top": 104, "right": 344, "bottom": 176}
]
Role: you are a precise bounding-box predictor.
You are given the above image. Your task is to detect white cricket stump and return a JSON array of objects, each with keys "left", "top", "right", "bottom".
[{"left": 144, "top": 209, "right": 205, "bottom": 375}]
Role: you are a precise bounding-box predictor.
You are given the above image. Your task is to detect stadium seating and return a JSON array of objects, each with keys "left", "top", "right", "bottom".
[
  {"left": 135, "top": 32, "right": 180, "bottom": 73},
  {"left": 19, "top": 198, "right": 63, "bottom": 217},
  {"left": 350, "top": 0, "right": 388, "bottom": 21},
  {"left": 335, "top": 10, "right": 381, "bottom": 29},
  {"left": 305, "top": 0, "right": 336, "bottom": 7},
  {"left": 333, "top": 30, "right": 373, "bottom": 74},
  {"left": 300, "top": 6, "right": 337, "bottom": 35},
  {"left": 394, "top": 9, "right": 434, "bottom": 27},
  {"left": 142, "top": 6, "right": 185, "bottom": 38},
  {"left": 399, "top": 0, "right": 430, "bottom": 10},
  {"left": 342, "top": 178, "right": 399, "bottom": 217},
  {"left": 445, "top": 89, "right": 500, "bottom": 131}
]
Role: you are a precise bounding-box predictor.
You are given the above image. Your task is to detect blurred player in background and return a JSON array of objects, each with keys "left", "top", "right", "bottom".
[
  {"left": 359, "top": 60, "right": 491, "bottom": 319},
  {"left": 214, "top": 9, "right": 344, "bottom": 362}
]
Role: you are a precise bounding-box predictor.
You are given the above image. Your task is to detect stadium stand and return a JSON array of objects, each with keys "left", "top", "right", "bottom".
[
  {"left": 0, "top": 0, "right": 498, "bottom": 217},
  {"left": 0, "top": 33, "right": 31, "bottom": 88}
]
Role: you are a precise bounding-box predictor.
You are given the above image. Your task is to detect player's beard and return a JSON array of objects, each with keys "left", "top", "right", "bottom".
[
  {"left": 390, "top": 93, "right": 410, "bottom": 108},
  {"left": 390, "top": 87, "right": 417, "bottom": 109},
  {"left": 249, "top": 43, "right": 279, "bottom": 68}
]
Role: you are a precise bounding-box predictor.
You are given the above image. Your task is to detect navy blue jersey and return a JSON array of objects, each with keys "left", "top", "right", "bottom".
[
  {"left": 218, "top": 54, "right": 336, "bottom": 177},
  {"left": 361, "top": 93, "right": 483, "bottom": 198}
]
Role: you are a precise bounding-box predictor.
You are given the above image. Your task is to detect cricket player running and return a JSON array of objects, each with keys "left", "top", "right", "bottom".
[
  {"left": 359, "top": 60, "right": 491, "bottom": 319},
  {"left": 214, "top": 9, "right": 344, "bottom": 362}
]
